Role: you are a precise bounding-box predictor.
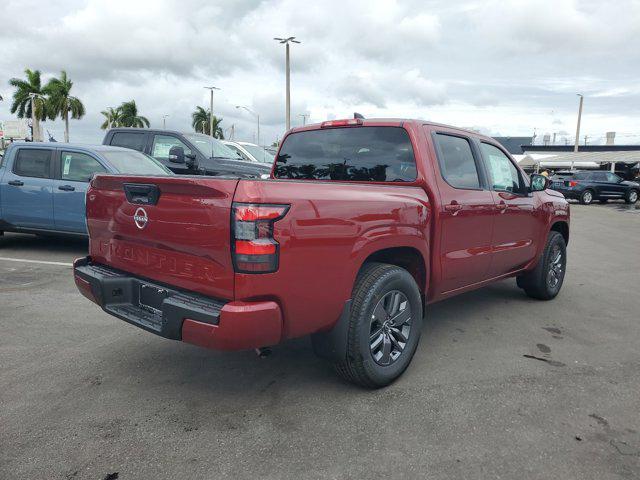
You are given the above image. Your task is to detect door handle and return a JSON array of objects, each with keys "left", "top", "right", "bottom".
[
  {"left": 496, "top": 201, "right": 507, "bottom": 212},
  {"left": 8, "top": 180, "right": 24, "bottom": 186},
  {"left": 444, "top": 202, "right": 463, "bottom": 213},
  {"left": 58, "top": 185, "right": 76, "bottom": 192}
]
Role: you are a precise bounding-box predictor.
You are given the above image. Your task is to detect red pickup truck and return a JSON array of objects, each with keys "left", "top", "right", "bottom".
[{"left": 74, "top": 118, "right": 569, "bottom": 387}]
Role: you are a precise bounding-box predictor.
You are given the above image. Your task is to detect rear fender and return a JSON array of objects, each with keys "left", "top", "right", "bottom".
[{"left": 350, "top": 227, "right": 430, "bottom": 294}]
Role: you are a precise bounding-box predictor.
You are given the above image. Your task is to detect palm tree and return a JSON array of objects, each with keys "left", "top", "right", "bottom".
[
  {"left": 100, "top": 107, "right": 121, "bottom": 130},
  {"left": 43, "top": 71, "right": 85, "bottom": 142},
  {"left": 9, "top": 69, "right": 47, "bottom": 141},
  {"left": 191, "top": 106, "right": 224, "bottom": 138},
  {"left": 118, "top": 100, "right": 149, "bottom": 128}
]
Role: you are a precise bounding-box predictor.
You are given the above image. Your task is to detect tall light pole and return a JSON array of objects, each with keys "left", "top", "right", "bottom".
[
  {"left": 162, "top": 114, "right": 169, "bottom": 129},
  {"left": 204, "top": 86, "right": 220, "bottom": 137},
  {"left": 298, "top": 113, "right": 309, "bottom": 126},
  {"left": 574, "top": 94, "right": 584, "bottom": 153},
  {"left": 236, "top": 105, "right": 260, "bottom": 146},
  {"left": 28, "top": 92, "right": 44, "bottom": 142},
  {"left": 274, "top": 36, "right": 300, "bottom": 131}
]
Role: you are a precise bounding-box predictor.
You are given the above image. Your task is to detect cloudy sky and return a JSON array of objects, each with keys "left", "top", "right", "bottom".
[{"left": 1, "top": 0, "right": 639, "bottom": 145}]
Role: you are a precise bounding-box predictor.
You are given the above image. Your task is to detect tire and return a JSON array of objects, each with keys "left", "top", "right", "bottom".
[
  {"left": 334, "top": 262, "right": 423, "bottom": 388},
  {"left": 580, "top": 189, "right": 594, "bottom": 205},
  {"left": 625, "top": 189, "right": 638, "bottom": 204},
  {"left": 516, "top": 231, "right": 567, "bottom": 300}
]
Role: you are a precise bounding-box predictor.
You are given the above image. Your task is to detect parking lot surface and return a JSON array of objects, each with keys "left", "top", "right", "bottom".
[{"left": 1, "top": 203, "right": 639, "bottom": 479}]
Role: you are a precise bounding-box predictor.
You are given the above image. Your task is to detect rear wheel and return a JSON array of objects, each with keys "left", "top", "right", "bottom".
[
  {"left": 334, "top": 263, "right": 423, "bottom": 388},
  {"left": 580, "top": 189, "right": 594, "bottom": 205},
  {"left": 625, "top": 189, "right": 638, "bottom": 204},
  {"left": 517, "top": 231, "right": 566, "bottom": 300}
]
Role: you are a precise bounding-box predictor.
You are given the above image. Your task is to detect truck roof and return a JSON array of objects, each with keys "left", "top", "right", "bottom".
[
  {"left": 106, "top": 128, "right": 209, "bottom": 137},
  {"left": 288, "top": 118, "right": 494, "bottom": 142}
]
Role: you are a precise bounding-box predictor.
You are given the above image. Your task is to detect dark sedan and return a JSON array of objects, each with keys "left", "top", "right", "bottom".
[{"left": 550, "top": 170, "right": 639, "bottom": 205}]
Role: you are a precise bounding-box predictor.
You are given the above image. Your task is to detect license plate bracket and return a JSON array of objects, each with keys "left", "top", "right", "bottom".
[{"left": 139, "top": 284, "right": 168, "bottom": 313}]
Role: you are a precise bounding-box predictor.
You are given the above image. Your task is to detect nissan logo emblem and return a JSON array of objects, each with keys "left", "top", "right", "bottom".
[{"left": 133, "top": 207, "right": 148, "bottom": 230}]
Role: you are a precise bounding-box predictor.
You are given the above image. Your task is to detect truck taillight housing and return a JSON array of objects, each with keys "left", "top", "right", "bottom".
[{"left": 231, "top": 203, "right": 289, "bottom": 273}]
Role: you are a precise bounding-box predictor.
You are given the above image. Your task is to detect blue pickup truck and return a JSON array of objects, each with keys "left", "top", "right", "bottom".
[{"left": 0, "top": 142, "right": 171, "bottom": 237}]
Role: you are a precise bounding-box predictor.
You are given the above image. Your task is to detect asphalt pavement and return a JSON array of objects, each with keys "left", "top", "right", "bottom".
[{"left": 1, "top": 202, "right": 639, "bottom": 479}]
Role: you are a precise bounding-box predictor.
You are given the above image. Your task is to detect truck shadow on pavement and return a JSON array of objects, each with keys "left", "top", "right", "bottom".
[
  {"left": 99, "top": 279, "right": 531, "bottom": 398},
  {"left": 0, "top": 232, "right": 88, "bottom": 255}
]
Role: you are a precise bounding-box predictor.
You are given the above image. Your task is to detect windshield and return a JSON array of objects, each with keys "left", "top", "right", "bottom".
[
  {"left": 242, "top": 144, "right": 275, "bottom": 164},
  {"left": 101, "top": 150, "right": 173, "bottom": 175},
  {"left": 184, "top": 134, "right": 243, "bottom": 160}
]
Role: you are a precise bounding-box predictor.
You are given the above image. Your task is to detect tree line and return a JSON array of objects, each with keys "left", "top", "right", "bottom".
[{"left": 7, "top": 68, "right": 225, "bottom": 141}]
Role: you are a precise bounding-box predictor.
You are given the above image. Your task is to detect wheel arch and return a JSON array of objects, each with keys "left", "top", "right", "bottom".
[
  {"left": 550, "top": 220, "right": 569, "bottom": 246},
  {"left": 359, "top": 246, "right": 427, "bottom": 294}
]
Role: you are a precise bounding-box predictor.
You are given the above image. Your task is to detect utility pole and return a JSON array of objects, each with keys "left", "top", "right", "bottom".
[
  {"left": 274, "top": 37, "right": 301, "bottom": 131},
  {"left": 574, "top": 94, "right": 583, "bottom": 153},
  {"left": 298, "top": 113, "right": 309, "bottom": 125},
  {"left": 584, "top": 135, "right": 588, "bottom": 146},
  {"left": 162, "top": 114, "right": 169, "bottom": 129},
  {"left": 204, "top": 86, "right": 220, "bottom": 137},
  {"left": 236, "top": 106, "right": 260, "bottom": 145},
  {"left": 28, "top": 93, "right": 43, "bottom": 142}
]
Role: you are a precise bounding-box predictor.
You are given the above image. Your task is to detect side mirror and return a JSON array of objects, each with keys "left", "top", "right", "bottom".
[
  {"left": 530, "top": 173, "right": 549, "bottom": 192},
  {"left": 168, "top": 146, "right": 185, "bottom": 164}
]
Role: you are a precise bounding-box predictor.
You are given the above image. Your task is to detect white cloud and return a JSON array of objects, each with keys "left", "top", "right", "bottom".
[{"left": 1, "top": 0, "right": 638, "bottom": 145}]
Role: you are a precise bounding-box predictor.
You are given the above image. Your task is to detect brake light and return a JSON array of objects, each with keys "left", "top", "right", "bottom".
[
  {"left": 320, "top": 118, "right": 363, "bottom": 128},
  {"left": 567, "top": 180, "right": 579, "bottom": 187},
  {"left": 232, "top": 202, "right": 289, "bottom": 273}
]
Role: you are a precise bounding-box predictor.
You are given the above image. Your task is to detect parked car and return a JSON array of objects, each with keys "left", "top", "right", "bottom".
[
  {"left": 550, "top": 170, "right": 639, "bottom": 204},
  {"left": 0, "top": 142, "right": 171, "bottom": 237},
  {"left": 221, "top": 140, "right": 275, "bottom": 164},
  {"left": 103, "top": 128, "right": 271, "bottom": 178},
  {"left": 74, "top": 118, "right": 570, "bottom": 387}
]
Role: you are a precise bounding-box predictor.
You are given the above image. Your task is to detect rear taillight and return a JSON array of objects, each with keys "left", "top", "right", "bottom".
[
  {"left": 232, "top": 203, "right": 289, "bottom": 273},
  {"left": 566, "top": 180, "right": 579, "bottom": 187}
]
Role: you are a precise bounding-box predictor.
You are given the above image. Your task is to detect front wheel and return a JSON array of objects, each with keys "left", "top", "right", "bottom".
[
  {"left": 517, "top": 231, "right": 567, "bottom": 300},
  {"left": 625, "top": 189, "right": 638, "bottom": 204},
  {"left": 334, "top": 263, "right": 423, "bottom": 388}
]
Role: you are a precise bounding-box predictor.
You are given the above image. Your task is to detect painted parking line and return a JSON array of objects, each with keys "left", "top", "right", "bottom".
[{"left": 0, "top": 257, "right": 73, "bottom": 267}]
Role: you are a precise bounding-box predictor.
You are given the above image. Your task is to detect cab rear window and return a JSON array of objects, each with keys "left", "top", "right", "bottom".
[{"left": 274, "top": 127, "right": 417, "bottom": 182}]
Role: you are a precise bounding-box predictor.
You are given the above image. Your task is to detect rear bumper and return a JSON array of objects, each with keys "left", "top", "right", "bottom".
[{"left": 73, "top": 257, "right": 282, "bottom": 351}]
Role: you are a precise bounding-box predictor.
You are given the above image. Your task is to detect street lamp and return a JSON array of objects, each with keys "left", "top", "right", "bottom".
[
  {"left": 28, "top": 92, "right": 45, "bottom": 141},
  {"left": 274, "top": 36, "right": 301, "bottom": 131},
  {"left": 162, "top": 114, "right": 169, "bottom": 129},
  {"left": 236, "top": 105, "right": 260, "bottom": 146},
  {"left": 574, "top": 94, "right": 584, "bottom": 154},
  {"left": 204, "top": 86, "right": 220, "bottom": 137},
  {"left": 298, "top": 113, "right": 309, "bottom": 126}
]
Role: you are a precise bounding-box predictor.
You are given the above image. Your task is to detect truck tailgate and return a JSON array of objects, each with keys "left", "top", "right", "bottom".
[{"left": 86, "top": 175, "right": 239, "bottom": 300}]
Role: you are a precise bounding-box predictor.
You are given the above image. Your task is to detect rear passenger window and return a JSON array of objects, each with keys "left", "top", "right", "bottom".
[
  {"left": 274, "top": 127, "right": 417, "bottom": 182},
  {"left": 14, "top": 149, "right": 51, "bottom": 178},
  {"left": 60, "top": 151, "right": 107, "bottom": 182},
  {"left": 434, "top": 134, "right": 480, "bottom": 189},
  {"left": 111, "top": 132, "right": 146, "bottom": 152}
]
